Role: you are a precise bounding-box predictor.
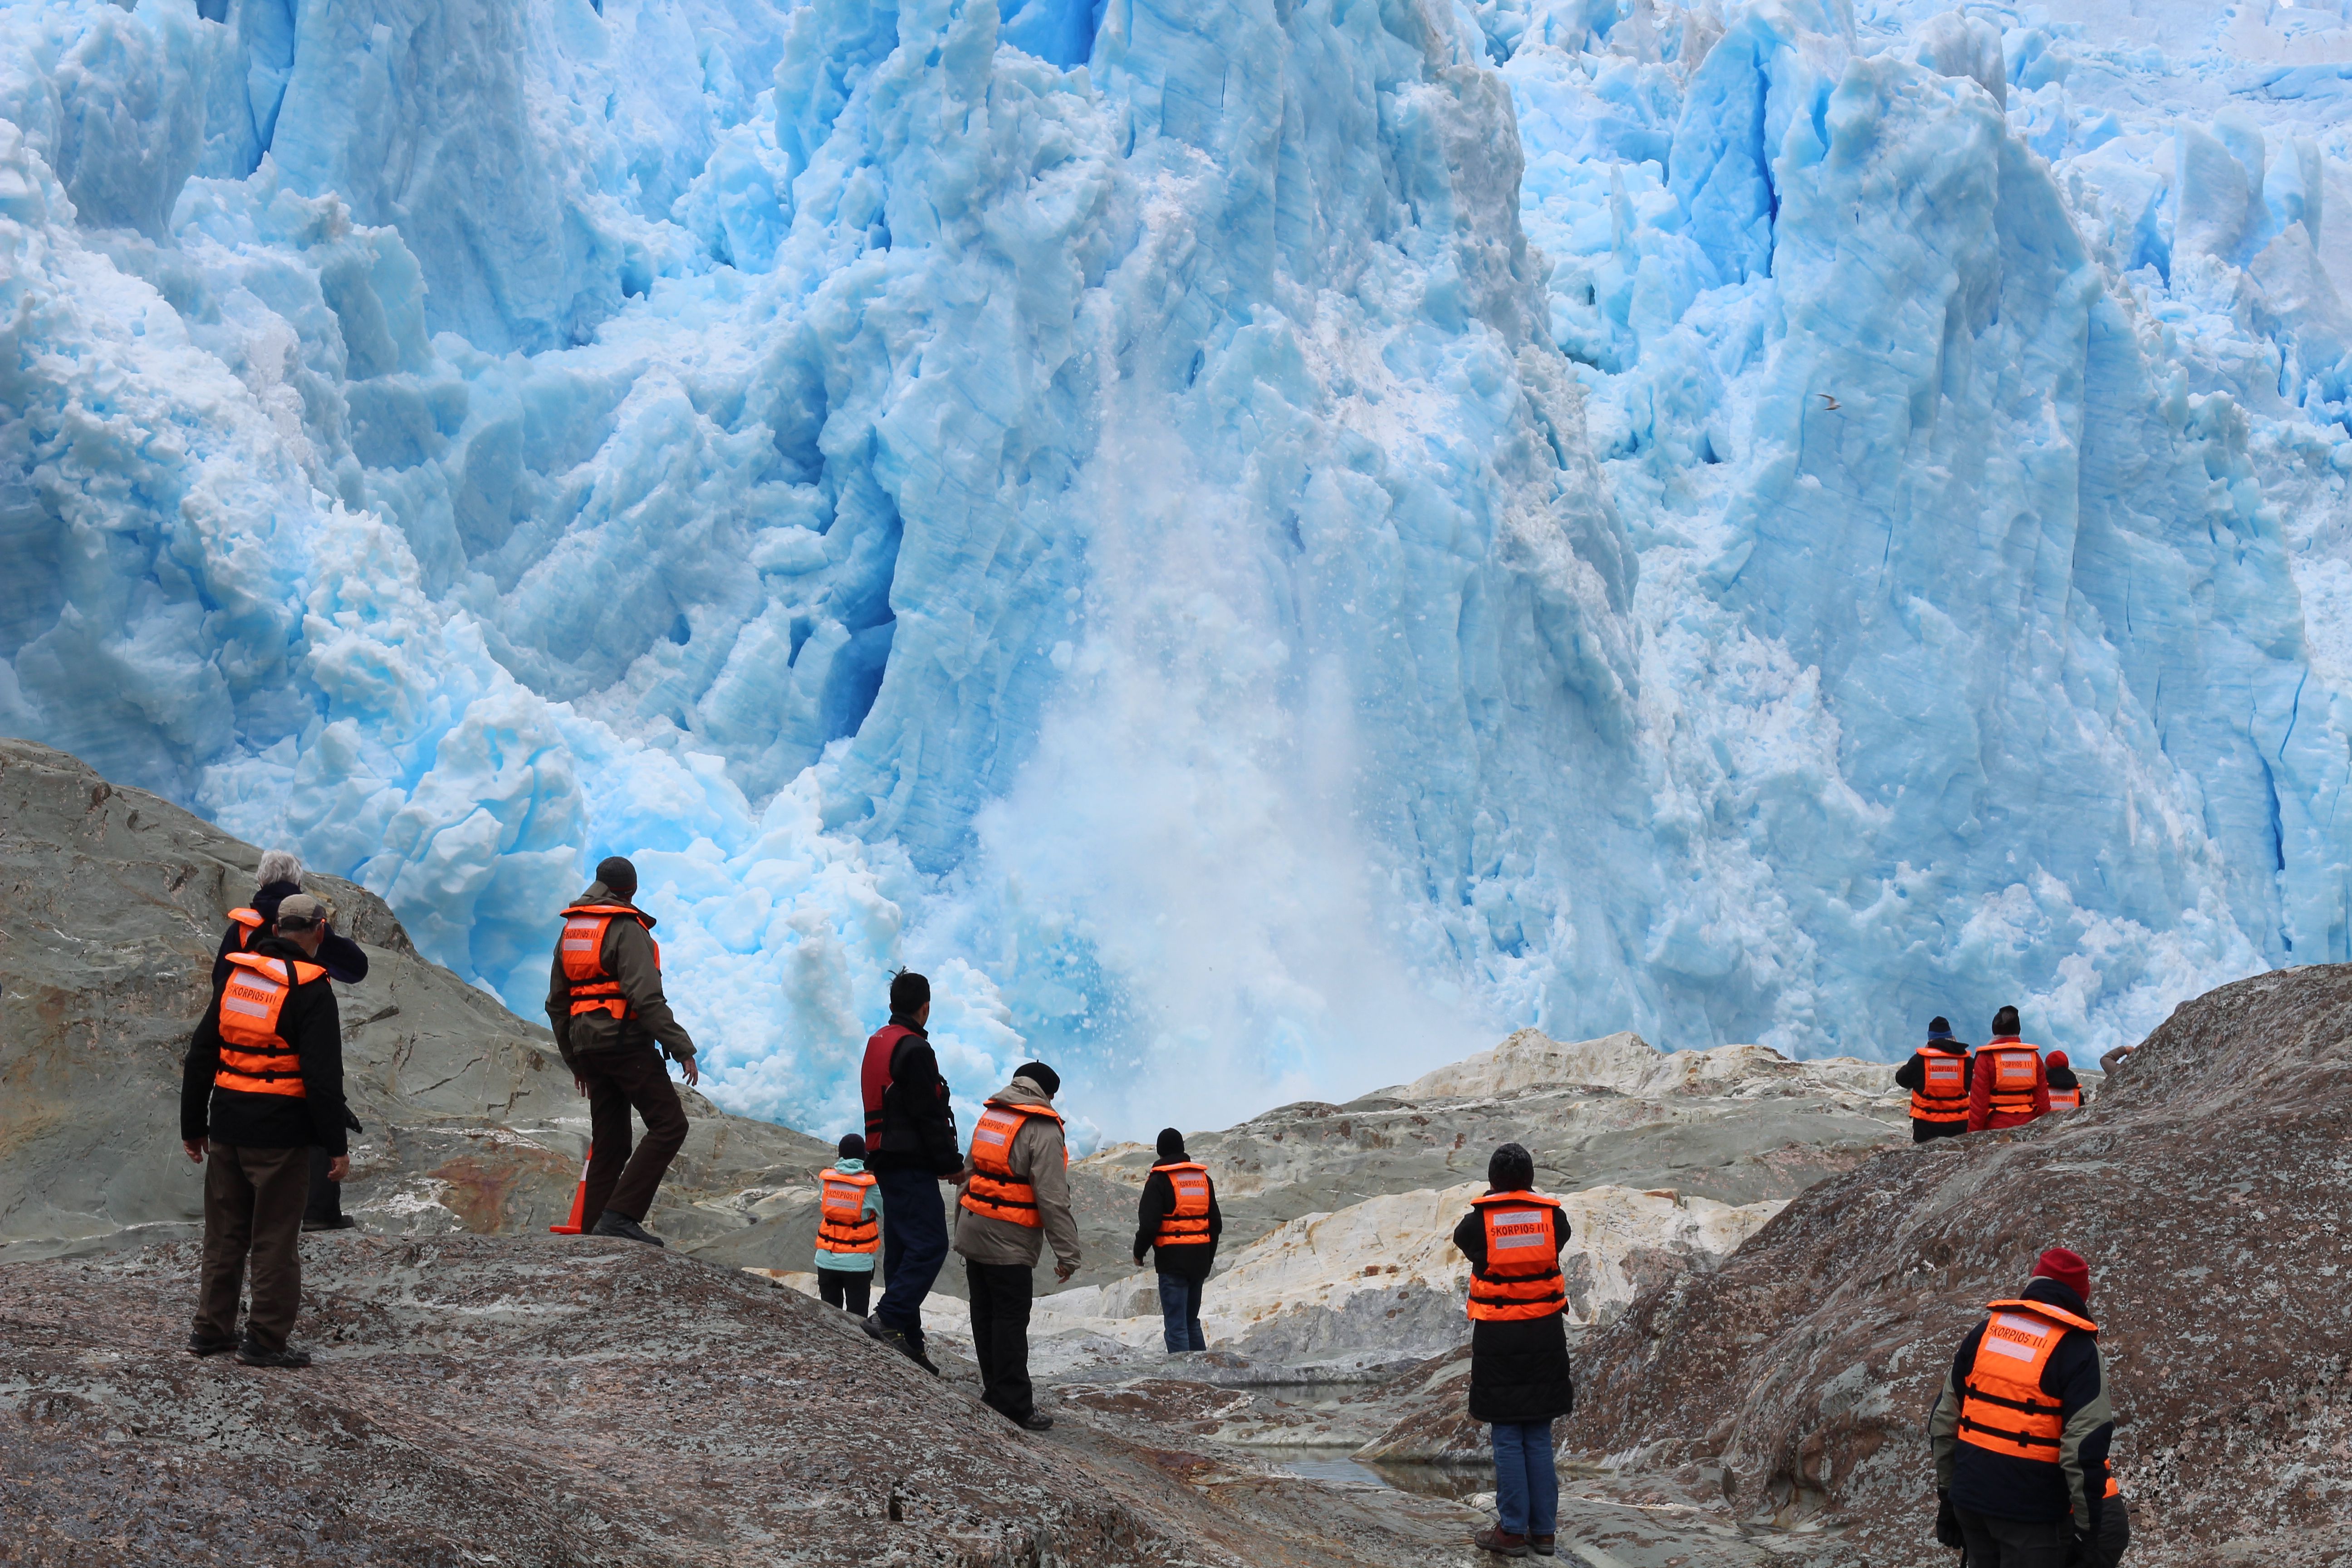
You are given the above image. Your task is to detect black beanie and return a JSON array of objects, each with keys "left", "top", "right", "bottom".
[
  {"left": 1927, "top": 1016, "right": 1953, "bottom": 1039},
  {"left": 1992, "top": 1004, "right": 2022, "bottom": 1037},
  {"left": 890, "top": 970, "right": 930, "bottom": 1017},
  {"left": 1156, "top": 1127, "right": 1186, "bottom": 1161},
  {"left": 837, "top": 1133, "right": 866, "bottom": 1161},
  {"left": 1488, "top": 1142, "right": 1534, "bottom": 1192},
  {"left": 596, "top": 856, "right": 638, "bottom": 897},
  {"left": 1014, "top": 1060, "right": 1060, "bottom": 1098}
]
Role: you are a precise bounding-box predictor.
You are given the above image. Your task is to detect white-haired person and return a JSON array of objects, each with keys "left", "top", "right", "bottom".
[{"left": 215, "top": 852, "right": 370, "bottom": 1232}]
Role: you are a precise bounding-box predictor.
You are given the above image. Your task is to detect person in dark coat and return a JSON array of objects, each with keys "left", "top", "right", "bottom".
[
  {"left": 2044, "top": 1051, "right": 2085, "bottom": 1111},
  {"left": 181, "top": 894, "right": 349, "bottom": 1367},
  {"left": 1927, "top": 1249, "right": 2113, "bottom": 1568},
  {"left": 1132, "top": 1128, "right": 1223, "bottom": 1352},
  {"left": 214, "top": 853, "right": 370, "bottom": 1233},
  {"left": 1452, "top": 1143, "right": 1573, "bottom": 1558},
  {"left": 857, "top": 970, "right": 962, "bottom": 1375},
  {"left": 1893, "top": 1016, "right": 1973, "bottom": 1143}
]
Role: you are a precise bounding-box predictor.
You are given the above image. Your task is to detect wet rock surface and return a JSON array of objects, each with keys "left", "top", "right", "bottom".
[{"left": 1571, "top": 965, "right": 2352, "bottom": 1568}]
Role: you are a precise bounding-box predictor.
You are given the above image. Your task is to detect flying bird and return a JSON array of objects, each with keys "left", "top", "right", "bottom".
[{"left": 1818, "top": 392, "right": 1841, "bottom": 411}]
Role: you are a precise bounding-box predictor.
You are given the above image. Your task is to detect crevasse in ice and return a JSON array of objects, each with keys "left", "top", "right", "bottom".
[{"left": 0, "top": 0, "right": 2347, "bottom": 1136}]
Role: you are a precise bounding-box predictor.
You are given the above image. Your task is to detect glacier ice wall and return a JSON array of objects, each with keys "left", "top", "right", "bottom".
[{"left": 1, "top": 0, "right": 2349, "bottom": 1137}]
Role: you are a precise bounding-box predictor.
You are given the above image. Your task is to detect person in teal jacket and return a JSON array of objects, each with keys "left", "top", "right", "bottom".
[{"left": 814, "top": 1134, "right": 885, "bottom": 1315}]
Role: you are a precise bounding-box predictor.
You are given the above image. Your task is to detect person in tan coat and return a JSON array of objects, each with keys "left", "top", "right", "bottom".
[
  {"left": 545, "top": 857, "right": 698, "bottom": 1247},
  {"left": 951, "top": 1062, "right": 1081, "bottom": 1431}
]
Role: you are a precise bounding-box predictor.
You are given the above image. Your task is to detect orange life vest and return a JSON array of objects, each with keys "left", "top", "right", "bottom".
[
  {"left": 1466, "top": 1191, "right": 1567, "bottom": 1323},
  {"left": 214, "top": 951, "right": 327, "bottom": 1098},
  {"left": 815, "top": 1167, "right": 880, "bottom": 1255},
  {"left": 2048, "top": 1084, "right": 2082, "bottom": 1111},
  {"left": 1956, "top": 1298, "right": 2098, "bottom": 1462},
  {"left": 559, "top": 903, "right": 657, "bottom": 1019},
  {"left": 960, "top": 1102, "right": 1065, "bottom": 1228},
  {"left": 223, "top": 907, "right": 265, "bottom": 954},
  {"left": 1980, "top": 1043, "right": 2043, "bottom": 1117},
  {"left": 1910, "top": 1047, "right": 1970, "bottom": 1122},
  {"left": 1151, "top": 1161, "right": 1213, "bottom": 1246}
]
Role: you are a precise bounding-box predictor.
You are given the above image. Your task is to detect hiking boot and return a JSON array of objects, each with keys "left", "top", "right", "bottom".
[
  {"left": 1530, "top": 1535, "right": 1557, "bottom": 1558},
  {"left": 860, "top": 1315, "right": 941, "bottom": 1376},
  {"left": 235, "top": 1340, "right": 313, "bottom": 1368},
  {"left": 186, "top": 1332, "right": 237, "bottom": 1358},
  {"left": 302, "top": 1216, "right": 360, "bottom": 1233},
  {"left": 1473, "top": 1527, "right": 1531, "bottom": 1558},
  {"left": 590, "top": 1211, "right": 666, "bottom": 1247},
  {"left": 1015, "top": 1411, "right": 1054, "bottom": 1432}
]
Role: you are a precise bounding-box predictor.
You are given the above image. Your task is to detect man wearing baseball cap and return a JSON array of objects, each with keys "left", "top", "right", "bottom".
[
  {"left": 179, "top": 894, "right": 350, "bottom": 1367},
  {"left": 1926, "top": 1248, "right": 2115, "bottom": 1567}
]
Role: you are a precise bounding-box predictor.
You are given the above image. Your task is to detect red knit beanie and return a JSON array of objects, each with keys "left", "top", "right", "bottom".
[
  {"left": 2046, "top": 1049, "right": 2068, "bottom": 1069},
  {"left": 2032, "top": 1247, "right": 2091, "bottom": 1304}
]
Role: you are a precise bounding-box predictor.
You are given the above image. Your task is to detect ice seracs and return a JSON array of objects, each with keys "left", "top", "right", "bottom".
[{"left": 0, "top": 0, "right": 2347, "bottom": 1134}]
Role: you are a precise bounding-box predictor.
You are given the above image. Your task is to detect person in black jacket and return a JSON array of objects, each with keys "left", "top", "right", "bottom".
[
  {"left": 213, "top": 854, "right": 372, "bottom": 1234},
  {"left": 1894, "top": 1017, "right": 1972, "bottom": 1143},
  {"left": 1453, "top": 1143, "right": 1573, "bottom": 1558},
  {"left": 180, "top": 894, "right": 348, "bottom": 1368},
  {"left": 1133, "top": 1128, "right": 1222, "bottom": 1352},
  {"left": 1927, "top": 1249, "right": 2113, "bottom": 1568},
  {"left": 857, "top": 970, "right": 962, "bottom": 1373}
]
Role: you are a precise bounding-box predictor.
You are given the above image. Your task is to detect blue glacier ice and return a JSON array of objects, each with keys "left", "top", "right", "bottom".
[{"left": 1, "top": 0, "right": 2349, "bottom": 1138}]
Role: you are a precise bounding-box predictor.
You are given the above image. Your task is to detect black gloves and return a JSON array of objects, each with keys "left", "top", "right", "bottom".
[
  {"left": 343, "top": 1108, "right": 364, "bottom": 1133},
  {"left": 1934, "top": 1491, "right": 1965, "bottom": 1549},
  {"left": 2065, "top": 1528, "right": 2092, "bottom": 1567}
]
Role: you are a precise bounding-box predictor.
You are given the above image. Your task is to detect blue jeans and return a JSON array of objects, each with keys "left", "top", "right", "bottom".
[
  {"left": 874, "top": 1166, "right": 949, "bottom": 1349},
  {"left": 1492, "top": 1420, "right": 1558, "bottom": 1536},
  {"left": 1156, "top": 1272, "right": 1205, "bottom": 1352}
]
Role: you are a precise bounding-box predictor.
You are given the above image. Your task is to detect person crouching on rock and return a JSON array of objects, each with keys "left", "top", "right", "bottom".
[
  {"left": 546, "top": 856, "right": 698, "bottom": 1248},
  {"left": 1454, "top": 1142, "right": 1573, "bottom": 1559},
  {"left": 1969, "top": 1006, "right": 2051, "bottom": 1132},
  {"left": 216, "top": 852, "right": 371, "bottom": 1234},
  {"left": 2044, "top": 1051, "right": 2085, "bottom": 1112},
  {"left": 180, "top": 893, "right": 349, "bottom": 1368},
  {"left": 1134, "top": 1128, "right": 1222, "bottom": 1353},
  {"left": 814, "top": 1134, "right": 883, "bottom": 1315},
  {"left": 1895, "top": 1016, "right": 1972, "bottom": 1143},
  {"left": 952, "top": 1061, "right": 1081, "bottom": 1432},
  {"left": 1927, "top": 1248, "right": 2114, "bottom": 1568}
]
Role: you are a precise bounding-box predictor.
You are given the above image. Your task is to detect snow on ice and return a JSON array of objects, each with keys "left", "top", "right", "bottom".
[{"left": 0, "top": 0, "right": 2347, "bottom": 1137}]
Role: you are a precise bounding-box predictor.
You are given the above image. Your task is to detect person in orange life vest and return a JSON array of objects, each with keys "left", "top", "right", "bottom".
[
  {"left": 179, "top": 894, "right": 349, "bottom": 1368},
  {"left": 1968, "top": 1006, "right": 2051, "bottom": 1132},
  {"left": 813, "top": 1133, "right": 885, "bottom": 1317},
  {"left": 544, "top": 857, "right": 698, "bottom": 1248},
  {"left": 1452, "top": 1143, "right": 1573, "bottom": 1559},
  {"left": 1133, "top": 1128, "right": 1223, "bottom": 1353},
  {"left": 858, "top": 970, "right": 963, "bottom": 1376},
  {"left": 952, "top": 1062, "right": 1080, "bottom": 1432},
  {"left": 1926, "top": 1249, "right": 2113, "bottom": 1568},
  {"left": 1894, "top": 1016, "right": 1973, "bottom": 1144},
  {"left": 2044, "top": 1051, "right": 2086, "bottom": 1111},
  {"left": 214, "top": 853, "right": 372, "bottom": 1234}
]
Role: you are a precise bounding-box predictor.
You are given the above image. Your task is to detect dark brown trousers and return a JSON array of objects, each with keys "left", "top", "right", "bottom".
[
  {"left": 578, "top": 1045, "right": 689, "bottom": 1225},
  {"left": 195, "top": 1142, "right": 311, "bottom": 1352}
]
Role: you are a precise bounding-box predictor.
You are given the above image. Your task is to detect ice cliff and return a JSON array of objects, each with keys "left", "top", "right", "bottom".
[{"left": 2, "top": 0, "right": 2348, "bottom": 1135}]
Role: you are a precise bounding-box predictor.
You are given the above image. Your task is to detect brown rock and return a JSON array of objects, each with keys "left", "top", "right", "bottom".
[{"left": 1568, "top": 965, "right": 2352, "bottom": 1566}]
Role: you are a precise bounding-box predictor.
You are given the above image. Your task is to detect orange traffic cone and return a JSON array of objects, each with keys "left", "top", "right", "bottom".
[{"left": 549, "top": 1149, "right": 593, "bottom": 1235}]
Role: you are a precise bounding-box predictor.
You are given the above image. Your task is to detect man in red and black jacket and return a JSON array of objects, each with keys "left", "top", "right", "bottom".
[{"left": 858, "top": 970, "right": 961, "bottom": 1374}]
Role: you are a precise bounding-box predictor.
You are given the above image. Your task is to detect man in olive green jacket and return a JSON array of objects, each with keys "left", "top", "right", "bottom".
[
  {"left": 546, "top": 857, "right": 697, "bottom": 1246},
  {"left": 952, "top": 1063, "right": 1080, "bottom": 1430}
]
